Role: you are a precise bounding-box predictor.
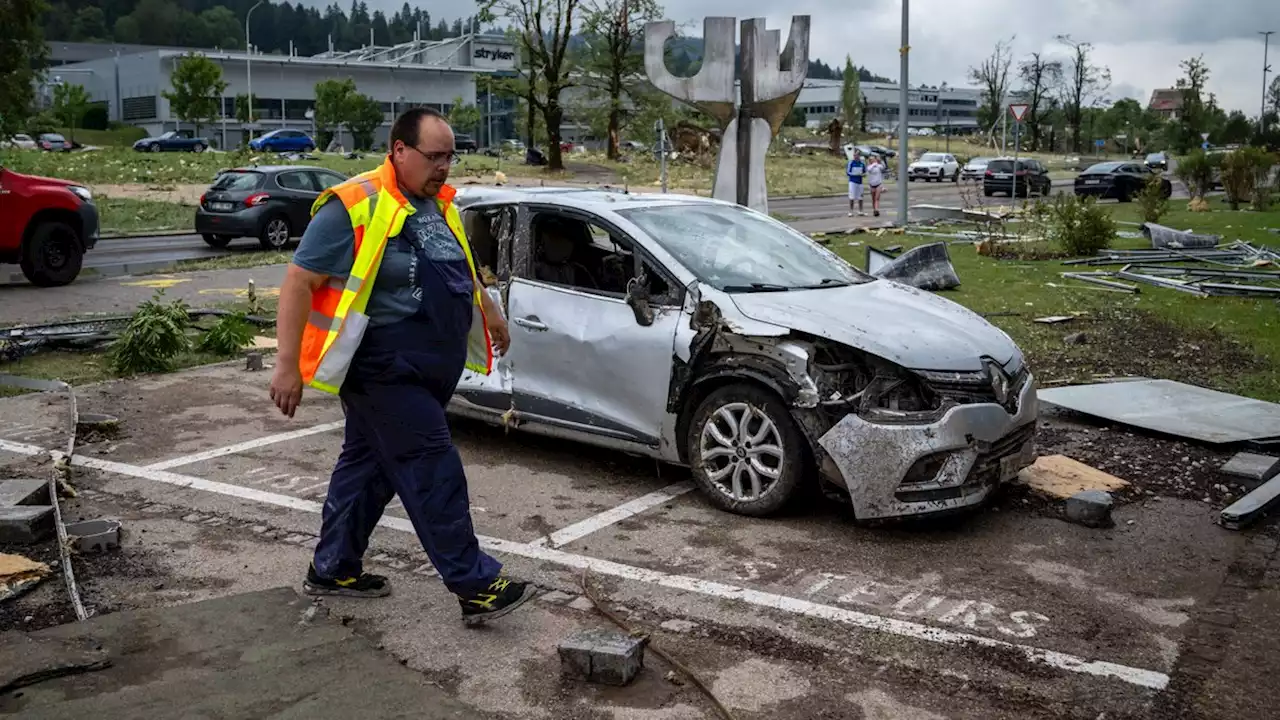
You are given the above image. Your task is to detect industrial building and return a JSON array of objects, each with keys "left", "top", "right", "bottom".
[
  {"left": 792, "top": 79, "right": 984, "bottom": 133},
  {"left": 45, "top": 35, "right": 521, "bottom": 150}
]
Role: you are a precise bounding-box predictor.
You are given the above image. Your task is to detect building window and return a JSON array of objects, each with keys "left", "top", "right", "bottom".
[{"left": 123, "top": 96, "right": 157, "bottom": 121}]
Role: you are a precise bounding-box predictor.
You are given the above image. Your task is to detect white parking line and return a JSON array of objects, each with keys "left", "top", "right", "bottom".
[
  {"left": 144, "top": 421, "right": 345, "bottom": 470},
  {"left": 0, "top": 436, "right": 1169, "bottom": 690},
  {"left": 530, "top": 481, "right": 695, "bottom": 548}
]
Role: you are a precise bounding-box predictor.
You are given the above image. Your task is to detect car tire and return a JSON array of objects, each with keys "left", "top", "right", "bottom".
[
  {"left": 686, "top": 383, "right": 808, "bottom": 518},
  {"left": 149, "top": 143, "right": 161, "bottom": 152},
  {"left": 952, "top": 170, "right": 959, "bottom": 183},
  {"left": 983, "top": 188, "right": 994, "bottom": 197},
  {"left": 20, "top": 220, "right": 83, "bottom": 287},
  {"left": 259, "top": 215, "right": 291, "bottom": 250},
  {"left": 192, "top": 143, "right": 204, "bottom": 153},
  {"left": 202, "top": 233, "right": 233, "bottom": 249}
]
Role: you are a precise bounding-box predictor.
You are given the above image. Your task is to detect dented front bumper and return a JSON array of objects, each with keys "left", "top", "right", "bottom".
[{"left": 816, "top": 373, "right": 1039, "bottom": 520}]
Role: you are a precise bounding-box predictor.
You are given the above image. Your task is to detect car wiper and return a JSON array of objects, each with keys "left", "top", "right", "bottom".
[
  {"left": 795, "top": 278, "right": 852, "bottom": 289},
  {"left": 721, "top": 282, "right": 791, "bottom": 292}
]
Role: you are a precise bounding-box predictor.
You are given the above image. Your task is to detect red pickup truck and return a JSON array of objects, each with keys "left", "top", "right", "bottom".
[{"left": 0, "top": 166, "right": 99, "bottom": 286}]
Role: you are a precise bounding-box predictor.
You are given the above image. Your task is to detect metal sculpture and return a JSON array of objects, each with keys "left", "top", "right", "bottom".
[{"left": 644, "top": 16, "right": 811, "bottom": 214}]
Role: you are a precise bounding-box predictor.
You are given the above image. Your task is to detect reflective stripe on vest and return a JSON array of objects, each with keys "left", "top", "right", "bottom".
[{"left": 297, "top": 158, "right": 493, "bottom": 395}]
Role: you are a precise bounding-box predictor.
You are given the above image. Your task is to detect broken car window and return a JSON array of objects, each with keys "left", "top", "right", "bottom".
[
  {"left": 616, "top": 205, "right": 871, "bottom": 293},
  {"left": 530, "top": 213, "right": 672, "bottom": 300}
]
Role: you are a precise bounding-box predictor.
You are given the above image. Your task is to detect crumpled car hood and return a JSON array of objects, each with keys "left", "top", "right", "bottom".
[{"left": 727, "top": 280, "right": 1019, "bottom": 371}]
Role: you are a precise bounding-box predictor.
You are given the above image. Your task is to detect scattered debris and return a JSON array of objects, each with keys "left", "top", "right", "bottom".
[
  {"left": 0, "top": 506, "right": 54, "bottom": 544},
  {"left": 910, "top": 204, "right": 1005, "bottom": 224},
  {"left": 1, "top": 311, "right": 275, "bottom": 362},
  {"left": 1039, "top": 379, "right": 1280, "bottom": 445},
  {"left": 75, "top": 413, "right": 120, "bottom": 443},
  {"left": 1064, "top": 332, "right": 1088, "bottom": 345},
  {"left": 0, "top": 553, "right": 50, "bottom": 603},
  {"left": 1034, "top": 315, "right": 1074, "bottom": 324},
  {"left": 558, "top": 627, "right": 648, "bottom": 686},
  {"left": 1142, "top": 222, "right": 1220, "bottom": 250},
  {"left": 867, "top": 242, "right": 961, "bottom": 291},
  {"left": 245, "top": 351, "right": 265, "bottom": 372},
  {"left": 1016, "top": 455, "right": 1130, "bottom": 500},
  {"left": 1065, "top": 490, "right": 1115, "bottom": 528},
  {"left": 1059, "top": 272, "right": 1141, "bottom": 293},
  {"left": 1219, "top": 475, "right": 1280, "bottom": 530},
  {"left": 660, "top": 619, "right": 699, "bottom": 634},
  {"left": 64, "top": 519, "right": 122, "bottom": 553},
  {"left": 1220, "top": 453, "right": 1280, "bottom": 484}
]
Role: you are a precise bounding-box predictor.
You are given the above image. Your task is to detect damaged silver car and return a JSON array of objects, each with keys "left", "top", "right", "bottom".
[{"left": 449, "top": 187, "right": 1038, "bottom": 521}]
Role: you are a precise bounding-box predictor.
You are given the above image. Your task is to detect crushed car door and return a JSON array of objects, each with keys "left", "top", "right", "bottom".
[
  {"left": 505, "top": 206, "right": 684, "bottom": 447},
  {"left": 452, "top": 202, "right": 517, "bottom": 415}
]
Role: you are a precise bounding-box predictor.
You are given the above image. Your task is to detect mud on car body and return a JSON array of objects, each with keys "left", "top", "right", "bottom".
[{"left": 446, "top": 187, "right": 1038, "bottom": 521}]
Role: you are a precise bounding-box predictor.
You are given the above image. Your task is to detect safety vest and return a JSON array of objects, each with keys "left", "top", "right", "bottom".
[{"left": 298, "top": 157, "right": 493, "bottom": 394}]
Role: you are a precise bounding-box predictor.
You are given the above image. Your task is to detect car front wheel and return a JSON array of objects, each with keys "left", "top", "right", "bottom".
[
  {"left": 686, "top": 383, "right": 807, "bottom": 517},
  {"left": 20, "top": 220, "right": 83, "bottom": 287}
]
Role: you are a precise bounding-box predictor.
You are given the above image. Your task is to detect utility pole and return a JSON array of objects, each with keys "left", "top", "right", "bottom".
[
  {"left": 246, "top": 0, "right": 263, "bottom": 142},
  {"left": 1262, "top": 31, "right": 1274, "bottom": 134},
  {"left": 897, "top": 0, "right": 909, "bottom": 227}
]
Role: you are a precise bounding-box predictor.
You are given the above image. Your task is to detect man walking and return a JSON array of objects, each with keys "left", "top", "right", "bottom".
[
  {"left": 846, "top": 148, "right": 867, "bottom": 216},
  {"left": 269, "top": 107, "right": 535, "bottom": 626}
]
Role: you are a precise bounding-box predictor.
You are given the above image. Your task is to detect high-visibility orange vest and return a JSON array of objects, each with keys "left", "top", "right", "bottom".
[{"left": 297, "top": 157, "right": 493, "bottom": 394}]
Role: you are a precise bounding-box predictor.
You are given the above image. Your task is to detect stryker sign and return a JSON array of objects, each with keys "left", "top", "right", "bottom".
[{"left": 474, "top": 47, "right": 516, "bottom": 64}]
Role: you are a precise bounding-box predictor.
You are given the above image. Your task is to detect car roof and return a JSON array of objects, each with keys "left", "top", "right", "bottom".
[
  {"left": 453, "top": 185, "right": 744, "bottom": 212},
  {"left": 220, "top": 165, "right": 340, "bottom": 174}
]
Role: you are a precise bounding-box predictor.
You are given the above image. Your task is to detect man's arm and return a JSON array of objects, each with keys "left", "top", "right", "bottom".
[{"left": 476, "top": 276, "right": 511, "bottom": 356}]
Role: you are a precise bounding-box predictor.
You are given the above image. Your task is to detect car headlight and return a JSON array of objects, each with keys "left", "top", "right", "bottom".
[{"left": 68, "top": 185, "right": 92, "bottom": 202}]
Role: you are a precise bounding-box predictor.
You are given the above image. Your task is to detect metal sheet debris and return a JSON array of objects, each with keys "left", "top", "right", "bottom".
[
  {"left": 1142, "top": 222, "right": 1220, "bottom": 250},
  {"left": 867, "top": 242, "right": 961, "bottom": 291},
  {"left": 1219, "top": 475, "right": 1280, "bottom": 530},
  {"left": 1039, "top": 379, "right": 1280, "bottom": 445},
  {"left": 1060, "top": 243, "right": 1280, "bottom": 298},
  {"left": 1034, "top": 316, "right": 1075, "bottom": 324}
]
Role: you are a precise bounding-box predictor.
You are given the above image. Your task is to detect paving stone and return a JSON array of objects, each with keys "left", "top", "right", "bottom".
[
  {"left": 0, "top": 478, "right": 49, "bottom": 508},
  {"left": 557, "top": 627, "right": 647, "bottom": 686},
  {"left": 0, "top": 505, "right": 55, "bottom": 544},
  {"left": 1220, "top": 453, "right": 1280, "bottom": 483},
  {"left": 1065, "top": 489, "right": 1114, "bottom": 528}
]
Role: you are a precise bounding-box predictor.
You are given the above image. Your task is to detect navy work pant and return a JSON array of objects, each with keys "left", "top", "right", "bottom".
[{"left": 311, "top": 321, "right": 502, "bottom": 596}]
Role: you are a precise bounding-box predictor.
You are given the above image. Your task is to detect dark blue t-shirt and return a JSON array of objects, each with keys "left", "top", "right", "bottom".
[{"left": 292, "top": 194, "right": 474, "bottom": 328}]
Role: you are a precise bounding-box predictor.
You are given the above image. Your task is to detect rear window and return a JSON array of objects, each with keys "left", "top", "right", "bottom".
[
  {"left": 987, "top": 160, "right": 1016, "bottom": 171},
  {"left": 1085, "top": 162, "right": 1123, "bottom": 174},
  {"left": 211, "top": 171, "right": 264, "bottom": 191}
]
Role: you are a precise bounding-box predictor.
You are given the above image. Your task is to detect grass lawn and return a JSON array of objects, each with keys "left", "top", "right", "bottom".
[
  {"left": 97, "top": 196, "right": 196, "bottom": 234},
  {"left": 831, "top": 196, "right": 1280, "bottom": 401},
  {"left": 166, "top": 251, "right": 294, "bottom": 273}
]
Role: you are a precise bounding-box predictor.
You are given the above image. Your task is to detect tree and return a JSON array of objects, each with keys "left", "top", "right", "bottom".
[
  {"left": 840, "top": 55, "right": 861, "bottom": 139},
  {"left": 345, "top": 93, "right": 383, "bottom": 150},
  {"left": 315, "top": 78, "right": 357, "bottom": 149},
  {"left": 578, "top": 0, "right": 661, "bottom": 160},
  {"left": 0, "top": 0, "right": 51, "bottom": 141},
  {"left": 1017, "top": 52, "right": 1062, "bottom": 151},
  {"left": 1270, "top": 76, "right": 1280, "bottom": 116},
  {"left": 480, "top": 0, "right": 580, "bottom": 170},
  {"left": 447, "top": 95, "right": 482, "bottom": 136},
  {"left": 51, "top": 83, "right": 91, "bottom": 142},
  {"left": 1175, "top": 55, "right": 1210, "bottom": 153},
  {"left": 1055, "top": 35, "right": 1111, "bottom": 154},
  {"left": 162, "top": 52, "right": 227, "bottom": 137},
  {"left": 969, "top": 36, "right": 1015, "bottom": 132},
  {"left": 71, "top": 7, "right": 109, "bottom": 41},
  {"left": 1218, "top": 110, "right": 1254, "bottom": 146}
]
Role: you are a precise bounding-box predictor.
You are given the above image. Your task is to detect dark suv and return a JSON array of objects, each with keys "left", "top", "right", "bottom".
[{"left": 982, "top": 158, "right": 1052, "bottom": 198}]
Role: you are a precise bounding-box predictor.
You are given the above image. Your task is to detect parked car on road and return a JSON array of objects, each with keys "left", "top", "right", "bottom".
[
  {"left": 454, "top": 133, "right": 478, "bottom": 153},
  {"left": 133, "top": 130, "right": 209, "bottom": 153},
  {"left": 444, "top": 186, "right": 1038, "bottom": 521},
  {"left": 1144, "top": 152, "right": 1168, "bottom": 171},
  {"left": 37, "top": 133, "right": 71, "bottom": 152},
  {"left": 0, "top": 165, "right": 99, "bottom": 286},
  {"left": 908, "top": 152, "right": 960, "bottom": 182},
  {"left": 960, "top": 156, "right": 992, "bottom": 181},
  {"left": 248, "top": 129, "right": 316, "bottom": 154},
  {"left": 195, "top": 165, "right": 348, "bottom": 250},
  {"left": 1073, "top": 161, "right": 1172, "bottom": 202},
  {"left": 982, "top": 157, "right": 1052, "bottom": 197},
  {"left": 4, "top": 134, "right": 37, "bottom": 150}
]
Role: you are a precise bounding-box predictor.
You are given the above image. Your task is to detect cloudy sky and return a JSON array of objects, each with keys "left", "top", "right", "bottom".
[{"left": 345, "top": 0, "right": 1277, "bottom": 114}]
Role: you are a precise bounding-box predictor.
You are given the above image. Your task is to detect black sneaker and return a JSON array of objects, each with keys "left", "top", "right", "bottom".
[
  {"left": 458, "top": 576, "right": 536, "bottom": 626},
  {"left": 303, "top": 564, "right": 391, "bottom": 598}
]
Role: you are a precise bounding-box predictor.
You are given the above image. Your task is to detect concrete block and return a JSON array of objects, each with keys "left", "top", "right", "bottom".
[
  {"left": 0, "top": 478, "right": 49, "bottom": 507},
  {"left": 557, "top": 627, "right": 647, "bottom": 686},
  {"left": 1065, "top": 490, "right": 1114, "bottom": 528},
  {"left": 0, "top": 506, "right": 55, "bottom": 544},
  {"left": 1220, "top": 452, "right": 1280, "bottom": 484}
]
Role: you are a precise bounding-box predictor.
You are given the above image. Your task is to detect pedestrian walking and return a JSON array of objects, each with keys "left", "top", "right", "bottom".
[
  {"left": 866, "top": 154, "right": 885, "bottom": 217},
  {"left": 269, "top": 107, "right": 535, "bottom": 626},
  {"left": 846, "top": 148, "right": 867, "bottom": 216}
]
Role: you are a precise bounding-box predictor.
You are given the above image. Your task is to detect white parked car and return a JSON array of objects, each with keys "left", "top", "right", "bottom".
[
  {"left": 908, "top": 152, "right": 960, "bottom": 182},
  {"left": 4, "top": 134, "right": 37, "bottom": 150},
  {"left": 446, "top": 186, "right": 1039, "bottom": 522},
  {"left": 961, "top": 157, "right": 993, "bottom": 182}
]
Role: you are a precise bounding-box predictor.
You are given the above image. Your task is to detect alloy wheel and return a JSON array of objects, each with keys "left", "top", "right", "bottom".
[
  {"left": 266, "top": 218, "right": 289, "bottom": 247},
  {"left": 699, "top": 402, "right": 785, "bottom": 502}
]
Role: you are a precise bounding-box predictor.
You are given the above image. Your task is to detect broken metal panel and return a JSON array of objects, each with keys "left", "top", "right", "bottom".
[
  {"left": 865, "top": 245, "right": 896, "bottom": 274},
  {"left": 1219, "top": 474, "right": 1280, "bottom": 530},
  {"left": 1060, "top": 272, "right": 1141, "bottom": 293},
  {"left": 717, "top": 334, "right": 820, "bottom": 408},
  {"left": 1142, "top": 222, "right": 1221, "bottom": 250},
  {"left": 504, "top": 278, "right": 682, "bottom": 448},
  {"left": 868, "top": 242, "right": 961, "bottom": 291},
  {"left": 1038, "top": 379, "right": 1280, "bottom": 445},
  {"left": 817, "top": 377, "right": 1039, "bottom": 520},
  {"left": 1115, "top": 268, "right": 1209, "bottom": 296}
]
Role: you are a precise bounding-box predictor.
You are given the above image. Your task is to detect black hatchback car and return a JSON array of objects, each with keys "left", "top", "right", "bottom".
[
  {"left": 1073, "top": 161, "right": 1171, "bottom": 202},
  {"left": 195, "top": 165, "right": 349, "bottom": 249},
  {"left": 982, "top": 157, "right": 1052, "bottom": 197}
]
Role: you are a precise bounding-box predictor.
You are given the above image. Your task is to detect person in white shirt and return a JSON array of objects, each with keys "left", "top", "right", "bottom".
[{"left": 865, "top": 154, "right": 885, "bottom": 217}]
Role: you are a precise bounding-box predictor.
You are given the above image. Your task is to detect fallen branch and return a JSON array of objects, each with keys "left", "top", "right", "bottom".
[{"left": 579, "top": 568, "right": 736, "bottom": 720}]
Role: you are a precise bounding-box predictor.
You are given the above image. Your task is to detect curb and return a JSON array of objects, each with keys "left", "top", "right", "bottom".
[{"left": 97, "top": 229, "right": 198, "bottom": 240}]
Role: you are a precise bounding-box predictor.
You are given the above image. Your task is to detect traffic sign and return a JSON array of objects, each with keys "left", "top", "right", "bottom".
[
  {"left": 1095, "top": 139, "right": 1105, "bottom": 148},
  {"left": 1009, "top": 103, "right": 1029, "bottom": 122},
  {"left": 1201, "top": 132, "right": 1210, "bottom": 141}
]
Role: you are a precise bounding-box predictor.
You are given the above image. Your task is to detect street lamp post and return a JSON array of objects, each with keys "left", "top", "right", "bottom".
[
  {"left": 897, "top": 0, "right": 909, "bottom": 227},
  {"left": 246, "top": 1, "right": 264, "bottom": 141}
]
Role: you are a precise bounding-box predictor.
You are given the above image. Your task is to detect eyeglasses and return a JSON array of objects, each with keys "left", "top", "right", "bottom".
[{"left": 405, "top": 144, "right": 460, "bottom": 166}]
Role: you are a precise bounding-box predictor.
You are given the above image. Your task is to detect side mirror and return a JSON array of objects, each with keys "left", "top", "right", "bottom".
[{"left": 625, "top": 276, "right": 654, "bottom": 327}]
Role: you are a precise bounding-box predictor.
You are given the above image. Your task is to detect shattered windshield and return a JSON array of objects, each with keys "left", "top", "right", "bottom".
[{"left": 616, "top": 203, "right": 872, "bottom": 292}]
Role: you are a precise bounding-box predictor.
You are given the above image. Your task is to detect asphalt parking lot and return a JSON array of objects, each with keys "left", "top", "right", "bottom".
[{"left": 2, "top": 362, "right": 1277, "bottom": 719}]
